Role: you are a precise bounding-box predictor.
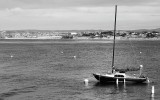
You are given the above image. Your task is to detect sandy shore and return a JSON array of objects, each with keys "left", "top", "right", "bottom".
[{"left": 1, "top": 37, "right": 160, "bottom": 42}]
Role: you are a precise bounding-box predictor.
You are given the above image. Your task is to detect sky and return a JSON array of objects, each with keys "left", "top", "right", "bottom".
[{"left": 0, "top": 0, "right": 160, "bottom": 30}]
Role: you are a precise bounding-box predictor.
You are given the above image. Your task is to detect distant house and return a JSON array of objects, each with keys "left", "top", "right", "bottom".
[
  {"left": 71, "top": 32, "right": 78, "bottom": 36},
  {"left": 59, "top": 32, "right": 73, "bottom": 39},
  {"left": 0, "top": 31, "right": 6, "bottom": 39}
]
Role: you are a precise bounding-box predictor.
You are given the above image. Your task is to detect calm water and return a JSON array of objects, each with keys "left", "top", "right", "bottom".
[{"left": 0, "top": 39, "right": 160, "bottom": 100}]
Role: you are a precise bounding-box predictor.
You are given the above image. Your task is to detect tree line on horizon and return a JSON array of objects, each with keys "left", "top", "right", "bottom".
[{"left": 0, "top": 30, "right": 159, "bottom": 39}]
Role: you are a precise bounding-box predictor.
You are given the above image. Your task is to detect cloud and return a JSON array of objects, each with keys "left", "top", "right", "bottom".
[
  {"left": 4, "top": 5, "right": 159, "bottom": 18},
  {"left": 0, "top": 0, "right": 160, "bottom": 30},
  {"left": 0, "top": 0, "right": 160, "bottom": 9}
]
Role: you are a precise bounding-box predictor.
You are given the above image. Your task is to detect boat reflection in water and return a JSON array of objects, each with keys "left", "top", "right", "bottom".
[{"left": 91, "top": 81, "right": 150, "bottom": 100}]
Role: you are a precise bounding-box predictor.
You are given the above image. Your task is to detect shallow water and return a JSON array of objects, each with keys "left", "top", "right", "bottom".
[{"left": 0, "top": 39, "right": 160, "bottom": 100}]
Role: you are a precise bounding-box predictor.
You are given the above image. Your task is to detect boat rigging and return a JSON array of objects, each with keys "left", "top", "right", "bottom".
[{"left": 93, "top": 5, "right": 148, "bottom": 83}]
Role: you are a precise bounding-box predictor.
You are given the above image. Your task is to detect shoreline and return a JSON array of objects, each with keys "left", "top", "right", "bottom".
[
  {"left": 0, "top": 37, "right": 160, "bottom": 44},
  {"left": 1, "top": 37, "right": 160, "bottom": 41}
]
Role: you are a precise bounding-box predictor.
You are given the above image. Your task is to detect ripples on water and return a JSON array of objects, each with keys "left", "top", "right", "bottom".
[{"left": 0, "top": 39, "right": 160, "bottom": 100}]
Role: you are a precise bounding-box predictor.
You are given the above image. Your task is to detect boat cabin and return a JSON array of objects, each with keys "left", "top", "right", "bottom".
[
  {"left": 114, "top": 72, "right": 126, "bottom": 78},
  {"left": 114, "top": 75, "right": 124, "bottom": 77}
]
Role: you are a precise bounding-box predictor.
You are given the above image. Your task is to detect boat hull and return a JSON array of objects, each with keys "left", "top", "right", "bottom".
[{"left": 93, "top": 73, "right": 147, "bottom": 83}]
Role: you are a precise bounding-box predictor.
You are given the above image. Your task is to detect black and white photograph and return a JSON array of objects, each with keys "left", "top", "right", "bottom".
[{"left": 0, "top": 0, "right": 160, "bottom": 100}]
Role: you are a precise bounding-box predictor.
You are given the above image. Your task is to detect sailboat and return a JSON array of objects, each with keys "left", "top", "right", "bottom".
[{"left": 93, "top": 5, "right": 148, "bottom": 83}]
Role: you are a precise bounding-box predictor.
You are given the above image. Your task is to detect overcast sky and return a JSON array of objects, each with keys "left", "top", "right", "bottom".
[{"left": 0, "top": 0, "right": 160, "bottom": 30}]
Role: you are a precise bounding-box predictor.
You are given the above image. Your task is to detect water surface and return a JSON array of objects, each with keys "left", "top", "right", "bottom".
[{"left": 0, "top": 39, "right": 160, "bottom": 100}]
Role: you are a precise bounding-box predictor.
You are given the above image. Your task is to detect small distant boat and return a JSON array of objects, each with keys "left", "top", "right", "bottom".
[{"left": 93, "top": 5, "right": 148, "bottom": 83}]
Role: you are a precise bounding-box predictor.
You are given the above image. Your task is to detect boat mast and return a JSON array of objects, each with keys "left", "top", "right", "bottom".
[{"left": 112, "top": 5, "right": 117, "bottom": 73}]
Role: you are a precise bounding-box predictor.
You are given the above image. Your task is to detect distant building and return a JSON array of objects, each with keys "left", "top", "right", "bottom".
[{"left": 71, "top": 32, "right": 78, "bottom": 36}]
